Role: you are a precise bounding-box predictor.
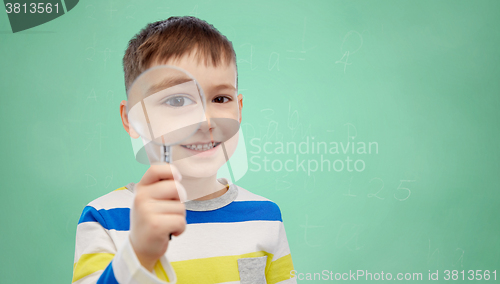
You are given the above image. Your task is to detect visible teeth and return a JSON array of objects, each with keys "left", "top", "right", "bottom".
[{"left": 184, "top": 142, "right": 218, "bottom": 151}]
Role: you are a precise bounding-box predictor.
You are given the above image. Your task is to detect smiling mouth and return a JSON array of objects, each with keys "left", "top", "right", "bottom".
[{"left": 180, "top": 141, "right": 221, "bottom": 151}]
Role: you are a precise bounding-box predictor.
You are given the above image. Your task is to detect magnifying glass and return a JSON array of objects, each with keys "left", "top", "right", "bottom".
[
  {"left": 127, "top": 64, "right": 242, "bottom": 207},
  {"left": 127, "top": 65, "right": 207, "bottom": 240},
  {"left": 126, "top": 65, "right": 206, "bottom": 164}
]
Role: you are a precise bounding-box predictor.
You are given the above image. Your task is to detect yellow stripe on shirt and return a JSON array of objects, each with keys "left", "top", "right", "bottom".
[
  {"left": 73, "top": 253, "right": 170, "bottom": 283},
  {"left": 154, "top": 260, "right": 170, "bottom": 282},
  {"left": 266, "top": 253, "right": 294, "bottom": 284},
  {"left": 72, "top": 253, "right": 114, "bottom": 282},
  {"left": 171, "top": 251, "right": 273, "bottom": 284}
]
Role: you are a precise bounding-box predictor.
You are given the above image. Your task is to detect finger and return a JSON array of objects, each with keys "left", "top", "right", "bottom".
[
  {"left": 140, "top": 164, "right": 182, "bottom": 185},
  {"left": 146, "top": 180, "right": 187, "bottom": 201},
  {"left": 146, "top": 200, "right": 186, "bottom": 217},
  {"left": 157, "top": 215, "right": 186, "bottom": 237}
]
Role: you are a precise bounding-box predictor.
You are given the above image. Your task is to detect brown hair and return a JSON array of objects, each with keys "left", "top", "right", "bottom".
[{"left": 122, "top": 16, "right": 237, "bottom": 93}]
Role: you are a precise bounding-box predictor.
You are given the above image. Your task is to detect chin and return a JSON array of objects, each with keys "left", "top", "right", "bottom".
[
  {"left": 180, "top": 164, "right": 219, "bottom": 178},
  {"left": 172, "top": 132, "right": 239, "bottom": 178},
  {"left": 171, "top": 153, "right": 230, "bottom": 178}
]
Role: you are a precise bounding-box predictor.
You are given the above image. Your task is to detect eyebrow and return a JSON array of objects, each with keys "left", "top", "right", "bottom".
[
  {"left": 146, "top": 76, "right": 194, "bottom": 96},
  {"left": 210, "top": 84, "right": 237, "bottom": 92}
]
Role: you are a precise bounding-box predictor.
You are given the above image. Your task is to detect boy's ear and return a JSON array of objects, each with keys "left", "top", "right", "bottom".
[
  {"left": 237, "top": 94, "right": 243, "bottom": 123},
  {"left": 119, "top": 100, "right": 140, "bottom": 139}
]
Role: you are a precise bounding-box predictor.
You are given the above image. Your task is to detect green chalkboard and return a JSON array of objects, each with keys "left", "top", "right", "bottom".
[{"left": 1, "top": 0, "right": 499, "bottom": 283}]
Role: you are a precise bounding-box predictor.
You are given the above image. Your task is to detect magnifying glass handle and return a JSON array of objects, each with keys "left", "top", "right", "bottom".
[
  {"left": 161, "top": 145, "right": 174, "bottom": 241},
  {"left": 161, "top": 145, "right": 171, "bottom": 163}
]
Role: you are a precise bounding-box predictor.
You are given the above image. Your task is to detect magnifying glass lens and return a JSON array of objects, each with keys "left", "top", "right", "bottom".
[{"left": 127, "top": 66, "right": 206, "bottom": 163}]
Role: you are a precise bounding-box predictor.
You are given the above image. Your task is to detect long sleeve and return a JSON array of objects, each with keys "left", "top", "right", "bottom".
[
  {"left": 72, "top": 205, "right": 177, "bottom": 284},
  {"left": 265, "top": 210, "right": 297, "bottom": 284}
]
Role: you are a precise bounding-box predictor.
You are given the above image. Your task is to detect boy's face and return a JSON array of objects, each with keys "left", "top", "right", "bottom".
[{"left": 121, "top": 51, "right": 243, "bottom": 180}]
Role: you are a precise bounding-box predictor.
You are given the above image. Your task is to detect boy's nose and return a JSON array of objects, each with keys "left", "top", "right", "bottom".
[
  {"left": 198, "top": 111, "right": 217, "bottom": 133},
  {"left": 195, "top": 107, "right": 240, "bottom": 142}
]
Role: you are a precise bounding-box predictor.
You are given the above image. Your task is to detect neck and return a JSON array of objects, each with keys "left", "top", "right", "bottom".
[{"left": 180, "top": 174, "right": 228, "bottom": 201}]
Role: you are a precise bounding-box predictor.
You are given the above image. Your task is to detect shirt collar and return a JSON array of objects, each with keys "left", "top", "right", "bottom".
[{"left": 124, "top": 177, "right": 238, "bottom": 212}]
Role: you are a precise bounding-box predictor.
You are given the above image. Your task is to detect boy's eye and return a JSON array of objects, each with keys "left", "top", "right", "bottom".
[
  {"left": 164, "top": 95, "right": 195, "bottom": 107},
  {"left": 212, "top": 96, "right": 231, "bottom": 104}
]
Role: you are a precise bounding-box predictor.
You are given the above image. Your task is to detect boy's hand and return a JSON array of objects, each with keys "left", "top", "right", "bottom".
[{"left": 129, "top": 164, "right": 187, "bottom": 272}]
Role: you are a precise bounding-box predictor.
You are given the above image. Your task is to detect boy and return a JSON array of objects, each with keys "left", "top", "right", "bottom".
[{"left": 72, "top": 16, "right": 296, "bottom": 284}]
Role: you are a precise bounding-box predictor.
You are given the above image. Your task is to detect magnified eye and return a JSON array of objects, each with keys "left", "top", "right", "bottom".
[{"left": 164, "top": 95, "right": 195, "bottom": 107}]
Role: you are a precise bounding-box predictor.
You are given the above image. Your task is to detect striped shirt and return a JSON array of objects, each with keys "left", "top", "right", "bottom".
[{"left": 72, "top": 177, "right": 296, "bottom": 283}]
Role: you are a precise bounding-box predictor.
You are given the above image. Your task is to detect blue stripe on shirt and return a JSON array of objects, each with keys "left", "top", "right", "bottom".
[
  {"left": 78, "top": 206, "right": 130, "bottom": 231},
  {"left": 97, "top": 261, "right": 119, "bottom": 284},
  {"left": 78, "top": 200, "right": 282, "bottom": 230},
  {"left": 186, "top": 201, "right": 283, "bottom": 224}
]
